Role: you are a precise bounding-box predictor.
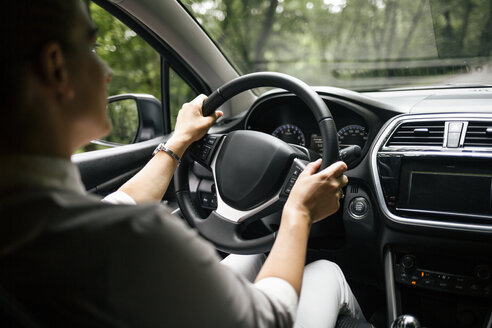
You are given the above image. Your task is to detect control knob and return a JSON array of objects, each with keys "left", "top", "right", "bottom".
[{"left": 391, "top": 315, "right": 421, "bottom": 328}]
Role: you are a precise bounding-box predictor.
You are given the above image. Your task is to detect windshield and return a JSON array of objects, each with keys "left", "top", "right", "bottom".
[{"left": 181, "top": 0, "right": 492, "bottom": 91}]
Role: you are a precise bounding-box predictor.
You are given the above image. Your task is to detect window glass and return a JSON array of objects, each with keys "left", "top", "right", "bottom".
[
  {"left": 90, "top": 3, "right": 161, "bottom": 99},
  {"left": 182, "top": 0, "right": 492, "bottom": 91},
  {"left": 169, "top": 68, "right": 197, "bottom": 130},
  {"left": 77, "top": 3, "right": 161, "bottom": 153}
]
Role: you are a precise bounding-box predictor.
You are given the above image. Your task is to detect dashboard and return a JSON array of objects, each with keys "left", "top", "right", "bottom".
[
  {"left": 192, "top": 86, "right": 492, "bottom": 328},
  {"left": 210, "top": 87, "right": 492, "bottom": 327}
]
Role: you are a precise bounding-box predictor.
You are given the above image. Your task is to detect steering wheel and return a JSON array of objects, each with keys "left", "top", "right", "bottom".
[{"left": 175, "top": 72, "right": 339, "bottom": 254}]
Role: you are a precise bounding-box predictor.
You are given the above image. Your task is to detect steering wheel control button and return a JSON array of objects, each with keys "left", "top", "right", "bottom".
[
  {"left": 348, "top": 197, "right": 369, "bottom": 219},
  {"left": 210, "top": 195, "right": 217, "bottom": 207},
  {"left": 200, "top": 147, "right": 210, "bottom": 159},
  {"left": 191, "top": 134, "right": 223, "bottom": 166},
  {"left": 200, "top": 192, "right": 217, "bottom": 209},
  {"left": 201, "top": 193, "right": 210, "bottom": 207},
  {"left": 282, "top": 161, "right": 307, "bottom": 197},
  {"left": 284, "top": 177, "right": 298, "bottom": 195},
  {"left": 206, "top": 136, "right": 217, "bottom": 145}
]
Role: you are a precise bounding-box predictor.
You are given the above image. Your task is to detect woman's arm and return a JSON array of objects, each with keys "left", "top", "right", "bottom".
[
  {"left": 255, "top": 159, "right": 348, "bottom": 296},
  {"left": 118, "top": 94, "right": 222, "bottom": 203}
]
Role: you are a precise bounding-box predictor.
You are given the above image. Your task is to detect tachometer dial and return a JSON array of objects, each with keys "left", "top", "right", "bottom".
[
  {"left": 272, "top": 124, "right": 306, "bottom": 146},
  {"left": 337, "top": 125, "right": 368, "bottom": 149}
]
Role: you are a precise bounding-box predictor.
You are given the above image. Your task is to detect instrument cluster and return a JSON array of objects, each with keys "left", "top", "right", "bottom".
[{"left": 245, "top": 95, "right": 370, "bottom": 157}]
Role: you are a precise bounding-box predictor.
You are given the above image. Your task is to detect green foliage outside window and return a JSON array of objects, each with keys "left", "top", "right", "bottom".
[
  {"left": 183, "top": 0, "right": 492, "bottom": 90},
  {"left": 76, "top": 3, "right": 161, "bottom": 153},
  {"left": 90, "top": 3, "right": 161, "bottom": 100},
  {"left": 169, "top": 68, "right": 197, "bottom": 130}
]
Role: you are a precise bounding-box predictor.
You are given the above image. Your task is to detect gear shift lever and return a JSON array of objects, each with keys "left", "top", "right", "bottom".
[{"left": 391, "top": 315, "right": 421, "bottom": 328}]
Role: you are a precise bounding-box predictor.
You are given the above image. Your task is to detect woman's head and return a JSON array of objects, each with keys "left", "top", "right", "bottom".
[
  {"left": 1, "top": 0, "right": 112, "bottom": 156},
  {"left": 1, "top": 0, "right": 80, "bottom": 105}
]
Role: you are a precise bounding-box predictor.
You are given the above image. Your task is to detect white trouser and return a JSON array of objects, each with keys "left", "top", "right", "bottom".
[{"left": 221, "top": 255, "right": 364, "bottom": 328}]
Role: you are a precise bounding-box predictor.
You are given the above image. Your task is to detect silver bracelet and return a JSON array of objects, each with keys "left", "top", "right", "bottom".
[{"left": 152, "top": 143, "right": 181, "bottom": 165}]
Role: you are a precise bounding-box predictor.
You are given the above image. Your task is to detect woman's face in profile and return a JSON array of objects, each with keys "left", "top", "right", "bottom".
[{"left": 63, "top": 0, "right": 113, "bottom": 143}]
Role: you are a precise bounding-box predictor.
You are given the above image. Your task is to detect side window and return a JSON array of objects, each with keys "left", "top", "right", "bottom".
[
  {"left": 77, "top": 3, "right": 161, "bottom": 153},
  {"left": 169, "top": 68, "right": 198, "bottom": 130},
  {"left": 77, "top": 3, "right": 205, "bottom": 153}
]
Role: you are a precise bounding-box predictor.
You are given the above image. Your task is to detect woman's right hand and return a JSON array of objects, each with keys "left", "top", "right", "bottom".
[
  {"left": 283, "top": 159, "right": 348, "bottom": 225},
  {"left": 165, "top": 94, "right": 223, "bottom": 157}
]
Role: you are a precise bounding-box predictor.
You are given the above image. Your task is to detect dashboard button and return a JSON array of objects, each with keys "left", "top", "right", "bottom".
[
  {"left": 420, "top": 278, "right": 435, "bottom": 287},
  {"left": 455, "top": 276, "right": 466, "bottom": 284},
  {"left": 401, "top": 255, "right": 415, "bottom": 270},
  {"left": 468, "top": 282, "right": 481, "bottom": 294},
  {"left": 437, "top": 281, "right": 449, "bottom": 288},
  {"left": 349, "top": 197, "right": 369, "bottom": 218}
]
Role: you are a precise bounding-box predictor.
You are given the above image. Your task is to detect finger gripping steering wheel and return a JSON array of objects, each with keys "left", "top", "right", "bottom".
[{"left": 175, "top": 72, "right": 339, "bottom": 254}]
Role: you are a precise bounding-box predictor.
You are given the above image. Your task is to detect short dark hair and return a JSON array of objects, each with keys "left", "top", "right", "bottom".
[
  {"left": 0, "top": 0, "right": 83, "bottom": 113},
  {"left": 0, "top": 0, "right": 91, "bottom": 151}
]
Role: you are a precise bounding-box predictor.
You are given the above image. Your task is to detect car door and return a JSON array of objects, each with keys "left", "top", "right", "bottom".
[{"left": 73, "top": 0, "right": 208, "bottom": 209}]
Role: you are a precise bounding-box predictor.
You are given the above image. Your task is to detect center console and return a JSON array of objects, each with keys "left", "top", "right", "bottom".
[
  {"left": 385, "top": 249, "right": 491, "bottom": 328},
  {"left": 371, "top": 114, "right": 492, "bottom": 327}
]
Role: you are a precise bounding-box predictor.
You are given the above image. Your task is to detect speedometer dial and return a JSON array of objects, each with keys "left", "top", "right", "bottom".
[
  {"left": 272, "top": 124, "right": 306, "bottom": 146},
  {"left": 337, "top": 125, "right": 368, "bottom": 149}
]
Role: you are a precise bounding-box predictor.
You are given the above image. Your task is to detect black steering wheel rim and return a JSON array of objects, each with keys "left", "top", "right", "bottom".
[{"left": 175, "top": 72, "right": 339, "bottom": 254}]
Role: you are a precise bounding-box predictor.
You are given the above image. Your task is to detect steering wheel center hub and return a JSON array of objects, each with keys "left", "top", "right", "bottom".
[{"left": 215, "top": 130, "right": 294, "bottom": 211}]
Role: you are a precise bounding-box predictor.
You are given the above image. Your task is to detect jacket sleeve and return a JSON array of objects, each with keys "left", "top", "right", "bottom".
[{"left": 104, "top": 204, "right": 297, "bottom": 328}]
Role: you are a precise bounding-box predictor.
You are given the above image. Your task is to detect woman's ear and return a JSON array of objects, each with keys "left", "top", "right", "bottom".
[{"left": 37, "top": 42, "right": 75, "bottom": 101}]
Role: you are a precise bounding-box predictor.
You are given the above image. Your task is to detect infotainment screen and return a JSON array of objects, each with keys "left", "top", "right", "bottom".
[{"left": 397, "top": 159, "right": 492, "bottom": 216}]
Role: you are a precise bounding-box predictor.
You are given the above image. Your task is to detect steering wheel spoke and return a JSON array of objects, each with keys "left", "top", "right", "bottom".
[
  {"left": 188, "top": 134, "right": 225, "bottom": 167},
  {"left": 278, "top": 158, "right": 309, "bottom": 200},
  {"left": 196, "top": 210, "right": 276, "bottom": 254}
]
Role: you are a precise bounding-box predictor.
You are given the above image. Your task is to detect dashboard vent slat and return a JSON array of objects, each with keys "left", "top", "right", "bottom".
[
  {"left": 387, "top": 121, "right": 445, "bottom": 147},
  {"left": 464, "top": 121, "right": 492, "bottom": 148}
]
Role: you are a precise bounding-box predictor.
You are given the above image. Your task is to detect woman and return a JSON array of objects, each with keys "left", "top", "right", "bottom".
[{"left": 0, "top": 0, "right": 366, "bottom": 327}]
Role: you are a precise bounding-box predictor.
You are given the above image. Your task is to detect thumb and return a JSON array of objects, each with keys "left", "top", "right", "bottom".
[
  {"left": 302, "top": 158, "right": 322, "bottom": 176},
  {"left": 206, "top": 110, "right": 223, "bottom": 124}
]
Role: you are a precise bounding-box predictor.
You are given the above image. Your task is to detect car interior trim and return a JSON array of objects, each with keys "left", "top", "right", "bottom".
[
  {"left": 384, "top": 250, "right": 398, "bottom": 325},
  {"left": 486, "top": 312, "right": 492, "bottom": 328}
]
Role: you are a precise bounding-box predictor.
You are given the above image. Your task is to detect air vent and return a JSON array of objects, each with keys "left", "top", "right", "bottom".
[
  {"left": 387, "top": 121, "right": 445, "bottom": 147},
  {"left": 464, "top": 121, "right": 492, "bottom": 148}
]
